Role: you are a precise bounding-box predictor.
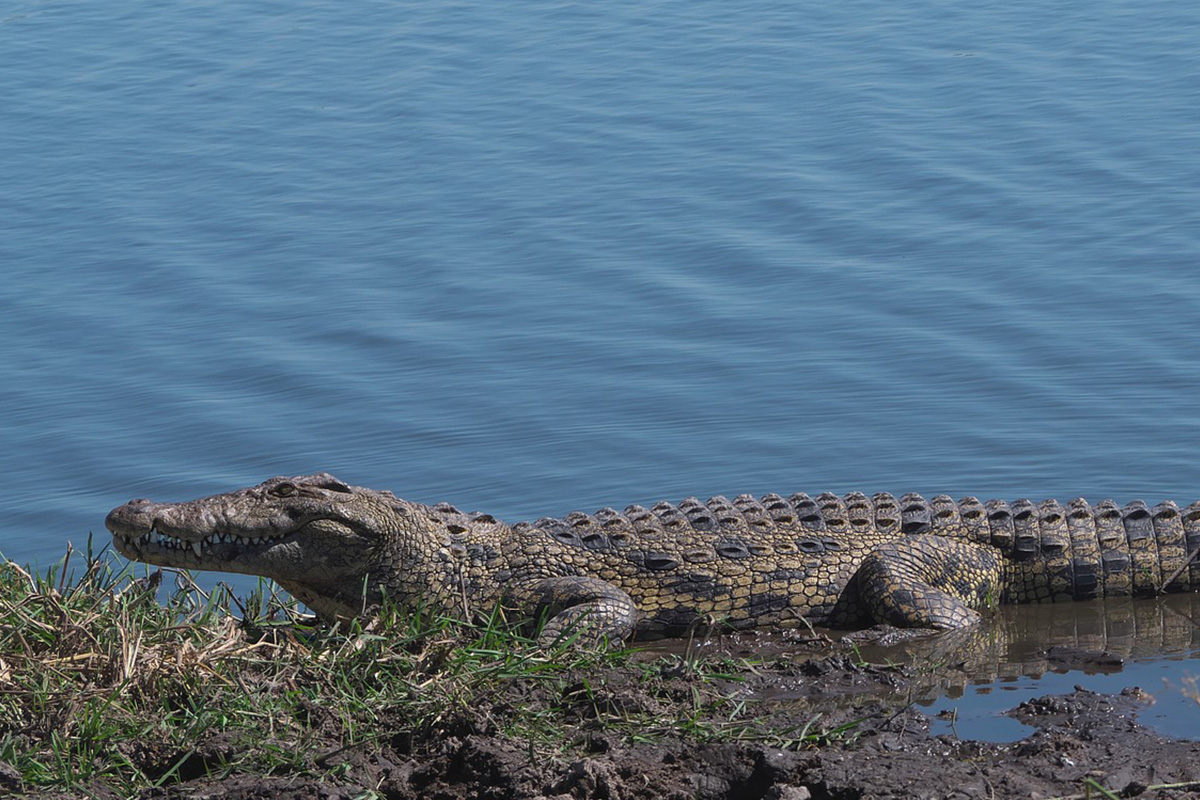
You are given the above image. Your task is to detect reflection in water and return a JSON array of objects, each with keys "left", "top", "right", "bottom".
[
  {"left": 670, "top": 593, "right": 1200, "bottom": 742},
  {"left": 869, "top": 593, "right": 1200, "bottom": 741},
  {"left": 882, "top": 592, "right": 1200, "bottom": 689}
]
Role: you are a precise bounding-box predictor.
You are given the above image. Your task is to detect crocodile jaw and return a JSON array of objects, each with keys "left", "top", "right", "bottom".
[
  {"left": 104, "top": 474, "right": 384, "bottom": 595},
  {"left": 109, "top": 517, "right": 303, "bottom": 570}
]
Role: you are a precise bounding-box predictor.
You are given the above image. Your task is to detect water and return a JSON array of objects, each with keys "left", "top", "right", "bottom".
[
  {"left": 917, "top": 594, "right": 1200, "bottom": 741},
  {"left": 4, "top": 0, "right": 1200, "bottom": 737},
  {"left": 925, "top": 658, "right": 1200, "bottom": 742}
]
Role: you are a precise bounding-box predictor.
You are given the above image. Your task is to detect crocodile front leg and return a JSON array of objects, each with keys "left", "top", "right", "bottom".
[
  {"left": 857, "top": 536, "right": 1003, "bottom": 628},
  {"left": 506, "top": 576, "right": 639, "bottom": 646}
]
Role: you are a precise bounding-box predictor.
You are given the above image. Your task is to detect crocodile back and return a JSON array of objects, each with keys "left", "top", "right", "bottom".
[
  {"left": 509, "top": 491, "right": 1200, "bottom": 635},
  {"left": 511, "top": 491, "right": 916, "bottom": 633}
]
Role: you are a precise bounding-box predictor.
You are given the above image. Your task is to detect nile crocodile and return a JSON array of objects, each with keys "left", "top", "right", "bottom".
[{"left": 105, "top": 474, "right": 1200, "bottom": 642}]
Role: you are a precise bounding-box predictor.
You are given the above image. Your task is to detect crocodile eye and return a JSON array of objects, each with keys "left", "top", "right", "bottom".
[{"left": 272, "top": 482, "right": 298, "bottom": 498}]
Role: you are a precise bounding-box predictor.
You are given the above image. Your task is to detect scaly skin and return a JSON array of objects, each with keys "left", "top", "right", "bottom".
[{"left": 105, "top": 474, "right": 1200, "bottom": 642}]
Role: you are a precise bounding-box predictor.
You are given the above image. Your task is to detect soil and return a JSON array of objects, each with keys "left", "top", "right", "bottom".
[{"left": 33, "top": 624, "right": 1200, "bottom": 800}]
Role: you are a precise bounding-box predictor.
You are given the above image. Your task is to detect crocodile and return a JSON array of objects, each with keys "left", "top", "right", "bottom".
[{"left": 105, "top": 473, "right": 1200, "bottom": 642}]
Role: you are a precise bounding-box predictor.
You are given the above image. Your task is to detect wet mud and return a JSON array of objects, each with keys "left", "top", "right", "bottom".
[
  {"left": 140, "top": 669, "right": 1200, "bottom": 799},
  {"left": 32, "top": 595, "right": 1200, "bottom": 799}
]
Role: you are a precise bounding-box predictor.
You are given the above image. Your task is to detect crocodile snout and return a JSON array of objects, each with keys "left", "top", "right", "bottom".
[{"left": 105, "top": 500, "right": 154, "bottom": 536}]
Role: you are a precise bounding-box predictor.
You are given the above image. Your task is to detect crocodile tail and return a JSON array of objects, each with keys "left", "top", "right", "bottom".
[
  {"left": 1179, "top": 501, "right": 1200, "bottom": 590},
  {"left": 888, "top": 493, "right": 1200, "bottom": 601},
  {"left": 954, "top": 496, "right": 1199, "bottom": 602}
]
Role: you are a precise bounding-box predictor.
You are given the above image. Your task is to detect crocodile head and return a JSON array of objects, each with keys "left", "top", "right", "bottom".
[{"left": 106, "top": 473, "right": 407, "bottom": 620}]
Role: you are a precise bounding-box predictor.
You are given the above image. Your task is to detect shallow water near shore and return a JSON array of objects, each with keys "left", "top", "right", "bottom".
[
  {"left": 5, "top": 0, "right": 1200, "bottom": 746},
  {"left": 912, "top": 595, "right": 1200, "bottom": 741},
  {"left": 655, "top": 593, "right": 1200, "bottom": 742}
]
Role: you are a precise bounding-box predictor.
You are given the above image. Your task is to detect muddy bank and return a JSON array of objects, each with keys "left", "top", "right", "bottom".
[
  {"left": 352, "top": 689, "right": 1200, "bottom": 800},
  {"left": 124, "top": 707, "right": 1200, "bottom": 800},
  {"left": 30, "top": 633, "right": 1200, "bottom": 800},
  {"left": 103, "top": 687, "right": 1200, "bottom": 800},
  {"left": 9, "top": 575, "right": 1200, "bottom": 800}
]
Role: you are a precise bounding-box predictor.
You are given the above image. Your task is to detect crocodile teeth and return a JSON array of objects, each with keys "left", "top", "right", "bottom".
[{"left": 132, "top": 529, "right": 283, "bottom": 551}]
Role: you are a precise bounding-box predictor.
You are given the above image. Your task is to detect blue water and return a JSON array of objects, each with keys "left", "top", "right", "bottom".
[
  {"left": 925, "top": 661, "right": 1200, "bottom": 742},
  {"left": 4, "top": 0, "right": 1200, "bottom": 732}
]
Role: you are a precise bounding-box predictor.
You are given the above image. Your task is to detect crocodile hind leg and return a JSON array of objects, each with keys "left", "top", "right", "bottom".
[
  {"left": 857, "top": 536, "right": 1003, "bottom": 629},
  {"left": 507, "top": 576, "right": 639, "bottom": 646}
]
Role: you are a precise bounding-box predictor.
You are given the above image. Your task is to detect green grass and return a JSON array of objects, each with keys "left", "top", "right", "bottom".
[{"left": 0, "top": 544, "right": 838, "bottom": 797}]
